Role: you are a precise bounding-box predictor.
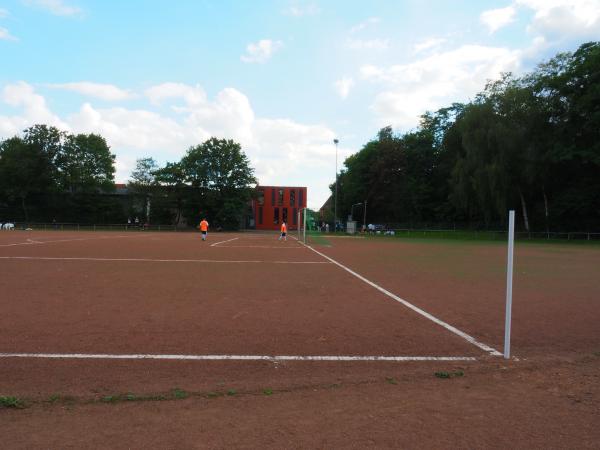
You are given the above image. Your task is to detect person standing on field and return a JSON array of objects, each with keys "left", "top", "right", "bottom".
[
  {"left": 199, "top": 218, "right": 209, "bottom": 241},
  {"left": 279, "top": 221, "right": 287, "bottom": 241}
]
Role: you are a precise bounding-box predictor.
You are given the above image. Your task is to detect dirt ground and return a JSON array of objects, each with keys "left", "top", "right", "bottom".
[{"left": 1, "top": 231, "right": 599, "bottom": 449}]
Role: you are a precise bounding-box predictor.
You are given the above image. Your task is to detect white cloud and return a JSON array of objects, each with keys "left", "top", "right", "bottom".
[
  {"left": 361, "top": 45, "right": 521, "bottom": 130},
  {"left": 333, "top": 77, "right": 354, "bottom": 99},
  {"left": 145, "top": 82, "right": 207, "bottom": 106},
  {"left": 347, "top": 38, "right": 389, "bottom": 50},
  {"left": 0, "top": 8, "right": 9, "bottom": 18},
  {"left": 2, "top": 81, "right": 69, "bottom": 130},
  {"left": 48, "top": 82, "right": 134, "bottom": 101},
  {"left": 241, "top": 39, "right": 283, "bottom": 63},
  {"left": 283, "top": 2, "right": 320, "bottom": 16},
  {"left": 0, "top": 82, "right": 339, "bottom": 208},
  {"left": 413, "top": 37, "right": 447, "bottom": 54},
  {"left": 480, "top": 6, "right": 517, "bottom": 33},
  {"left": 516, "top": 0, "right": 600, "bottom": 42},
  {"left": 349, "top": 17, "right": 380, "bottom": 33},
  {"left": 23, "top": 0, "right": 82, "bottom": 16},
  {"left": 0, "top": 27, "right": 17, "bottom": 41}
]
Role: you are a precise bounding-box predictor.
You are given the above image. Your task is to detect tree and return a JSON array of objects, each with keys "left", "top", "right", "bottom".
[
  {"left": 180, "top": 138, "right": 257, "bottom": 229},
  {"left": 129, "top": 157, "right": 159, "bottom": 223},
  {"left": 56, "top": 133, "right": 115, "bottom": 193},
  {"left": 154, "top": 162, "right": 187, "bottom": 226},
  {"left": 0, "top": 137, "right": 55, "bottom": 221}
]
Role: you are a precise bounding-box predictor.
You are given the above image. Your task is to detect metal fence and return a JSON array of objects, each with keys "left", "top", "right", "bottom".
[
  {"left": 359, "top": 228, "right": 600, "bottom": 241},
  {"left": 6, "top": 222, "right": 181, "bottom": 232},
  {"left": 4, "top": 221, "right": 599, "bottom": 241}
]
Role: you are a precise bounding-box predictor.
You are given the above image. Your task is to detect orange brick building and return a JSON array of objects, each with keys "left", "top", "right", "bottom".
[{"left": 253, "top": 186, "right": 307, "bottom": 230}]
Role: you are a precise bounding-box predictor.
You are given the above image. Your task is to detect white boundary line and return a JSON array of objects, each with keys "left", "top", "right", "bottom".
[
  {"left": 302, "top": 243, "right": 502, "bottom": 357},
  {"left": 0, "top": 256, "right": 331, "bottom": 265},
  {"left": 210, "top": 237, "right": 239, "bottom": 247},
  {"left": 0, "top": 234, "right": 143, "bottom": 247},
  {"left": 216, "top": 245, "right": 304, "bottom": 249},
  {"left": 0, "top": 352, "right": 477, "bottom": 362}
]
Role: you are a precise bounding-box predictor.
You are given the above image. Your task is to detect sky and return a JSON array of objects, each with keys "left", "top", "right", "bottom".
[{"left": 1, "top": 0, "right": 599, "bottom": 208}]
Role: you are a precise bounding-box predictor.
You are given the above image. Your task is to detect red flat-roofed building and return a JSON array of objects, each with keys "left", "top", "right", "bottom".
[{"left": 252, "top": 186, "right": 307, "bottom": 230}]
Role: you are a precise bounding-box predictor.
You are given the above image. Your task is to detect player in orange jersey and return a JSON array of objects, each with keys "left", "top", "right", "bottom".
[
  {"left": 199, "top": 218, "right": 209, "bottom": 241},
  {"left": 279, "top": 221, "right": 287, "bottom": 241}
]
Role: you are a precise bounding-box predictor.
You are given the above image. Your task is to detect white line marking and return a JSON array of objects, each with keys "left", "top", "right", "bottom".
[
  {"left": 0, "top": 235, "right": 141, "bottom": 247},
  {"left": 0, "top": 256, "right": 330, "bottom": 265},
  {"left": 216, "top": 245, "right": 304, "bottom": 249},
  {"left": 0, "top": 352, "right": 477, "bottom": 362},
  {"left": 210, "top": 237, "right": 239, "bottom": 247},
  {"left": 301, "top": 243, "right": 502, "bottom": 357}
]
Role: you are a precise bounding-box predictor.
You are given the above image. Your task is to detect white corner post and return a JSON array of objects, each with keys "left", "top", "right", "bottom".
[
  {"left": 504, "top": 210, "right": 515, "bottom": 359},
  {"left": 303, "top": 208, "right": 307, "bottom": 244}
]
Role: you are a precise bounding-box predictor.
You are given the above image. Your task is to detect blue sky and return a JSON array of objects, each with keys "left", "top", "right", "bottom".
[{"left": 1, "top": 0, "right": 599, "bottom": 207}]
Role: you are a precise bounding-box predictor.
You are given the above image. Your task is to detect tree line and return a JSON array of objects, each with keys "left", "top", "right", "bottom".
[
  {"left": 0, "top": 125, "right": 257, "bottom": 229},
  {"left": 331, "top": 42, "right": 600, "bottom": 232}
]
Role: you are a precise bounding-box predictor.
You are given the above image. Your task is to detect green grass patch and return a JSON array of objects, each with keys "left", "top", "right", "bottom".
[
  {"left": 172, "top": 388, "right": 188, "bottom": 399},
  {"left": 306, "top": 231, "right": 331, "bottom": 247},
  {"left": 47, "top": 394, "right": 76, "bottom": 404},
  {"left": 226, "top": 389, "right": 237, "bottom": 396},
  {"left": 0, "top": 396, "right": 25, "bottom": 409},
  {"left": 263, "top": 388, "right": 273, "bottom": 396},
  {"left": 435, "top": 370, "right": 465, "bottom": 379},
  {"left": 385, "top": 377, "right": 398, "bottom": 385}
]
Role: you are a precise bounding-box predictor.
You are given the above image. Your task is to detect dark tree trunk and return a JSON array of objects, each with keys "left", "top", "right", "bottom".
[{"left": 519, "top": 188, "right": 530, "bottom": 233}]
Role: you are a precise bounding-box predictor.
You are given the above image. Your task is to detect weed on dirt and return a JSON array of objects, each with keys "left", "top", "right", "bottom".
[
  {"left": 0, "top": 396, "right": 25, "bottom": 409},
  {"left": 435, "top": 370, "right": 465, "bottom": 379}
]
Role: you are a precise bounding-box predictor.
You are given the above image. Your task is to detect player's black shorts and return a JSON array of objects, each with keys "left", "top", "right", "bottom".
[
  {"left": 281, "top": 232, "right": 286, "bottom": 236},
  {"left": 202, "top": 231, "right": 207, "bottom": 235}
]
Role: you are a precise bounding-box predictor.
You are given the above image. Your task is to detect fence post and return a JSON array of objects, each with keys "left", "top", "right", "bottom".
[{"left": 504, "top": 210, "right": 515, "bottom": 359}]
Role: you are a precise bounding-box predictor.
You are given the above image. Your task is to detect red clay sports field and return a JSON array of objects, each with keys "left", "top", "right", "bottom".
[{"left": 1, "top": 229, "right": 599, "bottom": 448}]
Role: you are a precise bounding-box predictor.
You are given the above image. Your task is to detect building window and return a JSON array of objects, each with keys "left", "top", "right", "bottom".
[
  {"left": 278, "top": 189, "right": 284, "bottom": 206},
  {"left": 271, "top": 188, "right": 275, "bottom": 206},
  {"left": 258, "top": 206, "right": 263, "bottom": 225},
  {"left": 282, "top": 208, "right": 288, "bottom": 224},
  {"left": 290, "top": 189, "right": 295, "bottom": 207},
  {"left": 258, "top": 189, "right": 264, "bottom": 206},
  {"left": 274, "top": 207, "right": 279, "bottom": 225},
  {"left": 299, "top": 189, "right": 304, "bottom": 207},
  {"left": 293, "top": 208, "right": 297, "bottom": 225}
]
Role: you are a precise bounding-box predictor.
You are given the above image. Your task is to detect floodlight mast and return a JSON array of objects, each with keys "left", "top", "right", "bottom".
[{"left": 334, "top": 138, "right": 339, "bottom": 233}]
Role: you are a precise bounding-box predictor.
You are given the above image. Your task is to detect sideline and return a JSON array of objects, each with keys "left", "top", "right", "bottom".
[
  {"left": 0, "top": 256, "right": 331, "bottom": 264},
  {"left": 301, "top": 242, "right": 503, "bottom": 357},
  {"left": 0, "top": 352, "right": 477, "bottom": 362},
  {"left": 0, "top": 234, "right": 145, "bottom": 248}
]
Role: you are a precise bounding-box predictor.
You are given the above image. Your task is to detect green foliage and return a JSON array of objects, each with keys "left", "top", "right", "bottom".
[
  {"left": 435, "top": 370, "right": 464, "bottom": 379},
  {"left": 179, "top": 137, "right": 257, "bottom": 229},
  {"left": 0, "top": 396, "right": 25, "bottom": 409},
  {"left": 333, "top": 42, "right": 600, "bottom": 232},
  {"left": 172, "top": 388, "right": 189, "bottom": 399},
  {"left": 0, "top": 126, "right": 118, "bottom": 222}
]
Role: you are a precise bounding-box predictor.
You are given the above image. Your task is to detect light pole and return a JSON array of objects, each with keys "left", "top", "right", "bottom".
[
  {"left": 363, "top": 199, "right": 368, "bottom": 231},
  {"left": 333, "top": 138, "right": 339, "bottom": 232}
]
